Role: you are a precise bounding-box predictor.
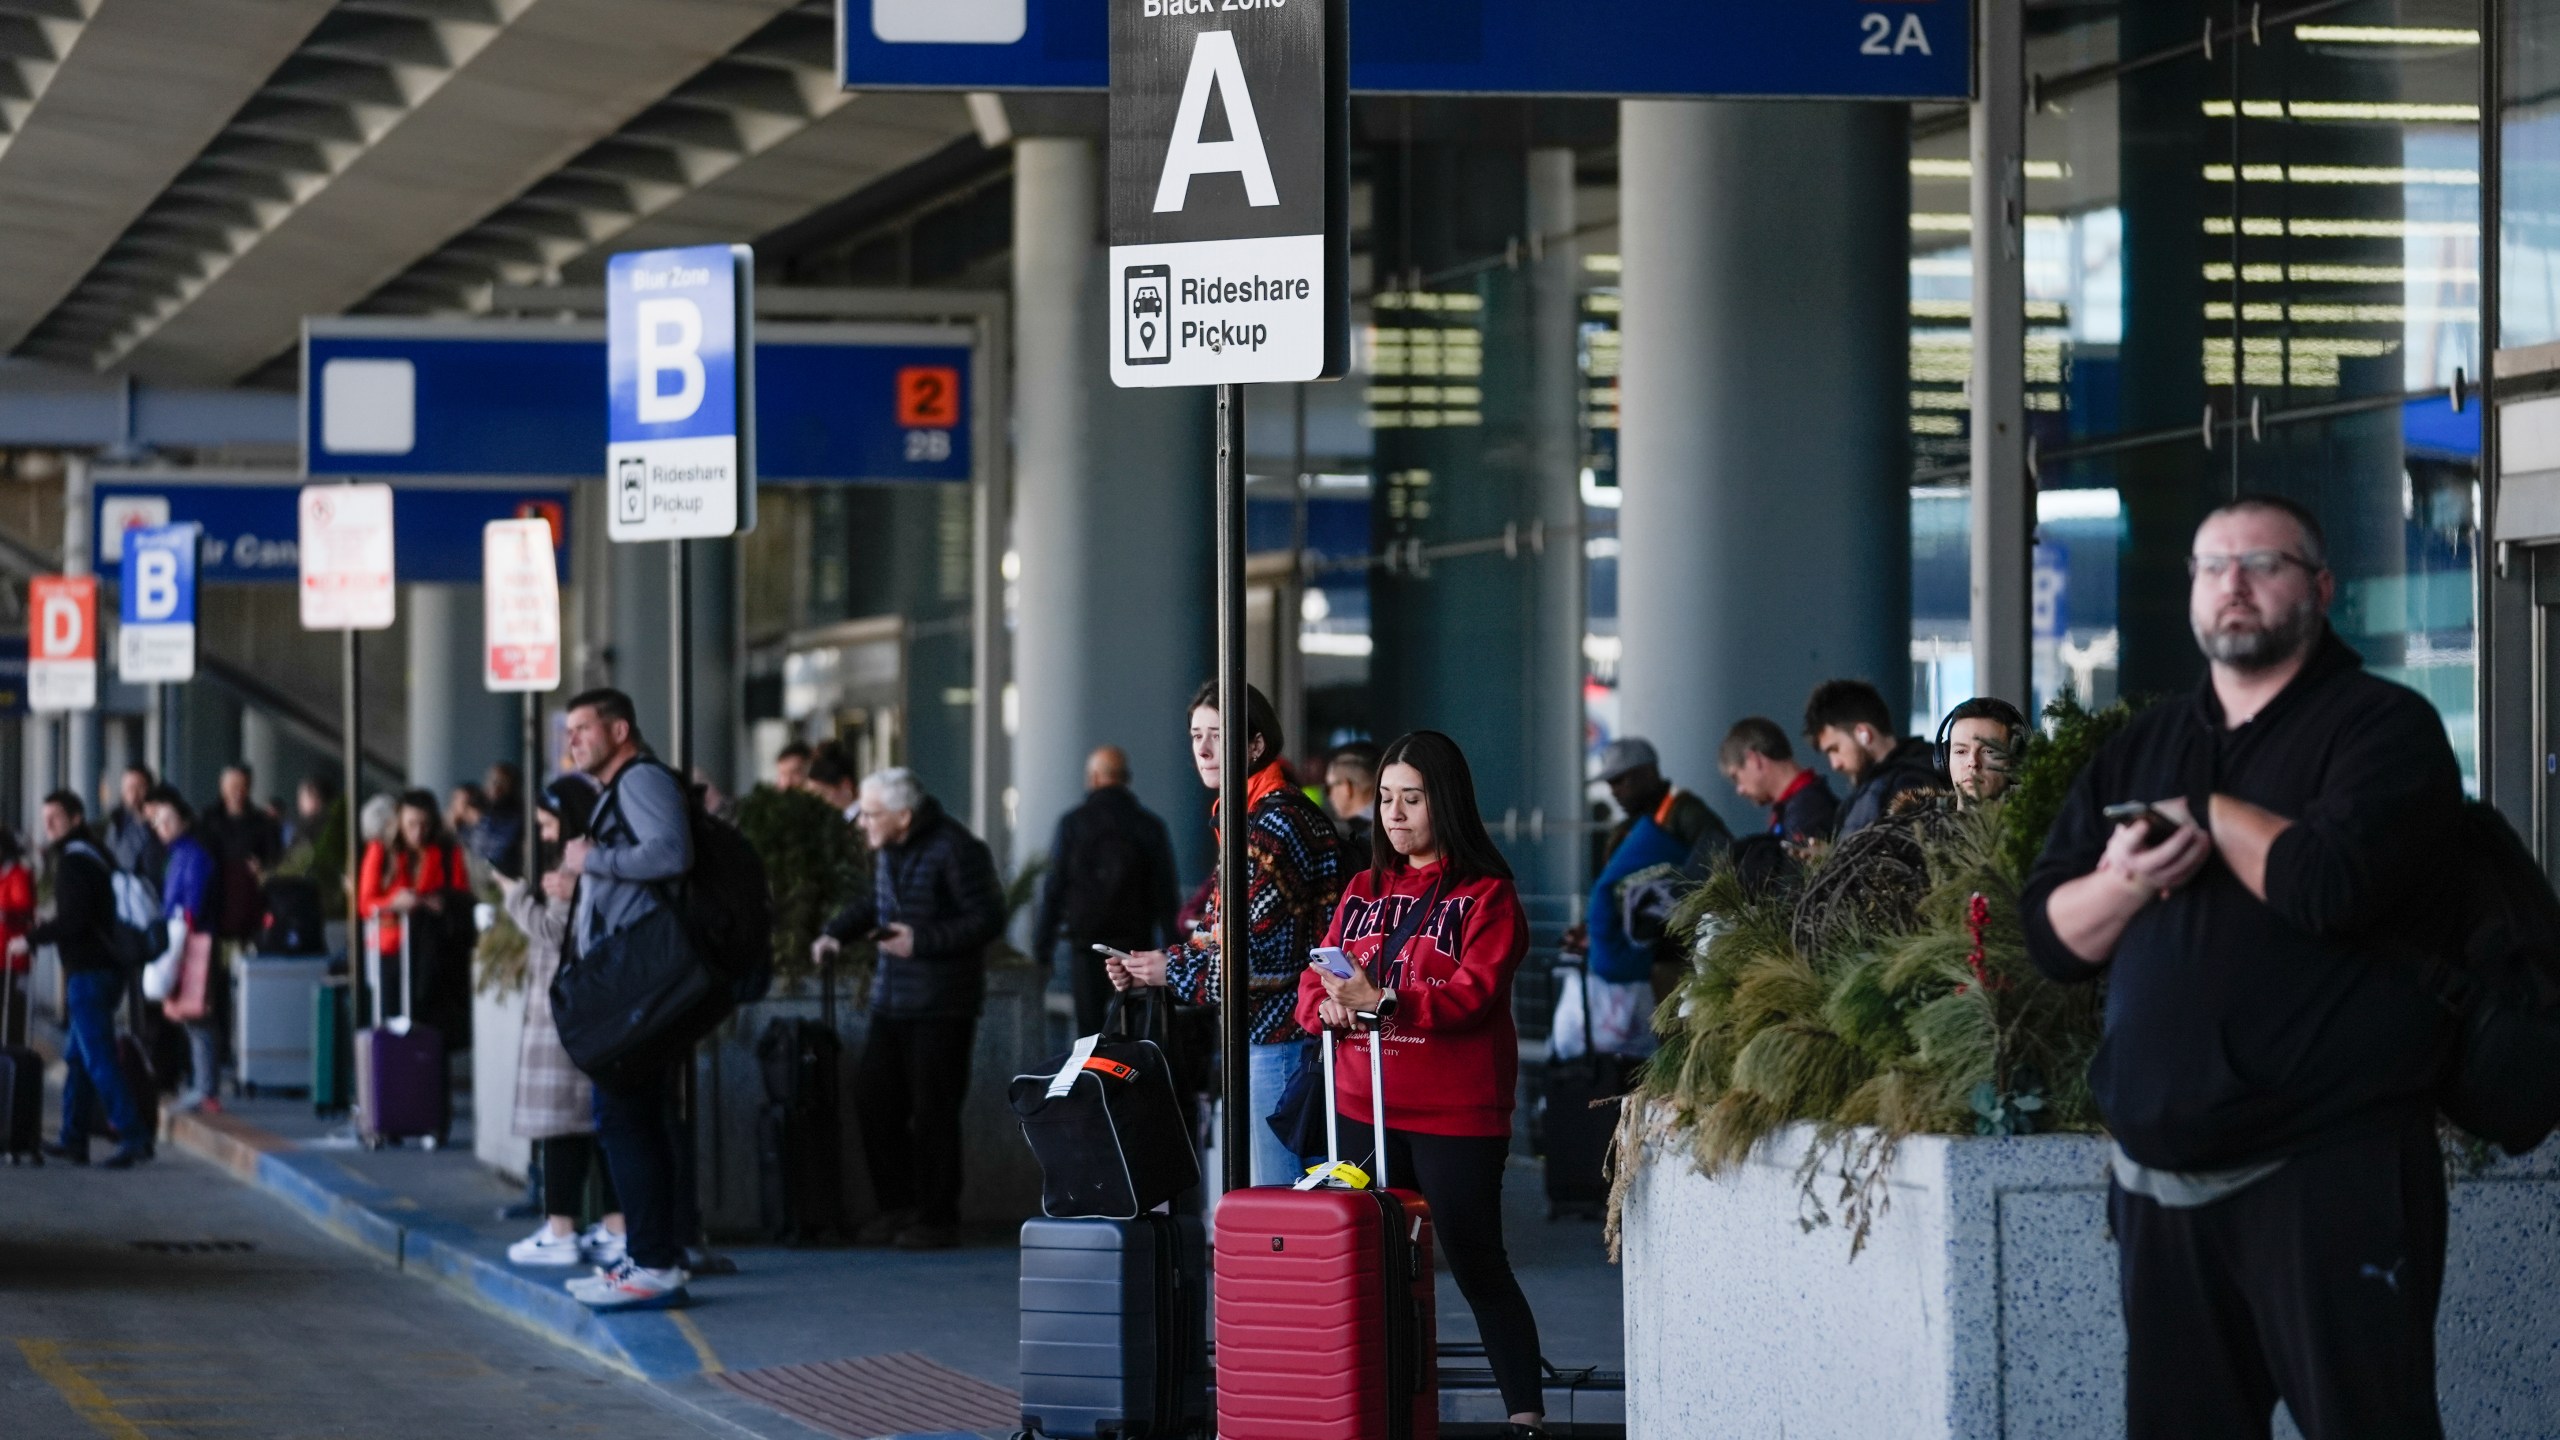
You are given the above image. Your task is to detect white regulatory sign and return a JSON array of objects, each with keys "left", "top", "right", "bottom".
[
  {"left": 483, "top": 518, "right": 562, "bottom": 693},
  {"left": 297, "top": 483, "right": 397, "bottom": 631},
  {"left": 1108, "top": 0, "right": 1347, "bottom": 388}
]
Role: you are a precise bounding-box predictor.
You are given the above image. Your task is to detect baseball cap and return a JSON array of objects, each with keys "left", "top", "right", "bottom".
[{"left": 1596, "top": 737, "right": 1659, "bottom": 783}]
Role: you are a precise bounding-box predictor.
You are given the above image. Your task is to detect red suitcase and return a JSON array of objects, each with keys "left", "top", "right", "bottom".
[{"left": 1213, "top": 1026, "right": 1436, "bottom": 1440}]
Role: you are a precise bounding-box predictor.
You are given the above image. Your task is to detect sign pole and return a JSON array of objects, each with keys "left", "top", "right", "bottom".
[
  {"left": 669, "top": 539, "right": 691, "bottom": 777},
  {"left": 342, "top": 623, "right": 363, "bottom": 1030},
  {"left": 522, "top": 692, "right": 541, "bottom": 883},
  {"left": 1214, "top": 382, "right": 1249, "bottom": 1195}
]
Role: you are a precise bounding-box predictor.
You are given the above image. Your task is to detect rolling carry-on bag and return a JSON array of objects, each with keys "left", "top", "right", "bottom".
[
  {"left": 1213, "top": 1025, "right": 1437, "bottom": 1440},
  {"left": 116, "top": 984, "right": 162, "bottom": 1149},
  {"left": 1017, "top": 1212, "right": 1209, "bottom": 1439},
  {"left": 2, "top": 965, "right": 42, "bottom": 1165},
  {"left": 313, "top": 974, "right": 353, "bottom": 1115},
  {"left": 755, "top": 949, "right": 846, "bottom": 1244},
  {"left": 354, "top": 918, "right": 448, "bottom": 1149},
  {"left": 1541, "top": 959, "right": 1634, "bottom": 1219}
]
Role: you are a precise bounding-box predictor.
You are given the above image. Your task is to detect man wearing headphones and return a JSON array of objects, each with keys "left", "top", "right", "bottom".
[{"left": 1938, "top": 697, "right": 2028, "bottom": 805}]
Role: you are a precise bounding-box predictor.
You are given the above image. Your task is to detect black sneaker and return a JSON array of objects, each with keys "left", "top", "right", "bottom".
[
  {"left": 893, "top": 1221, "right": 961, "bottom": 1251},
  {"left": 1505, "top": 1425, "right": 1552, "bottom": 1439},
  {"left": 99, "top": 1146, "right": 151, "bottom": 1170},
  {"left": 39, "top": 1140, "right": 87, "bottom": 1165}
]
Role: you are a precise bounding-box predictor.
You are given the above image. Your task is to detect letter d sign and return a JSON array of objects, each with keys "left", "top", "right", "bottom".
[{"left": 40, "top": 593, "right": 78, "bottom": 653}]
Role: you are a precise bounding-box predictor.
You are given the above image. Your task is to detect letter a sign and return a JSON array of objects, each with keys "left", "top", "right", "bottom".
[{"left": 1107, "top": 0, "right": 1346, "bottom": 388}]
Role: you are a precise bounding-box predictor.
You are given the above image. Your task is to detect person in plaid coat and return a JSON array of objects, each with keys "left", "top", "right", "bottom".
[
  {"left": 501, "top": 777, "right": 626, "bottom": 1271},
  {"left": 1111, "top": 681, "right": 1349, "bottom": 1186}
]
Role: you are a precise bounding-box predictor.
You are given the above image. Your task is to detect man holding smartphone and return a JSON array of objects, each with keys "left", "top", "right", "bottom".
[{"left": 2023, "top": 496, "right": 2462, "bottom": 1439}]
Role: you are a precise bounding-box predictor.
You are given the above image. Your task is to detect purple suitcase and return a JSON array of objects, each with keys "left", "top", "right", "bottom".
[
  {"left": 2, "top": 965, "right": 42, "bottom": 1165},
  {"left": 355, "top": 918, "right": 448, "bottom": 1149}
]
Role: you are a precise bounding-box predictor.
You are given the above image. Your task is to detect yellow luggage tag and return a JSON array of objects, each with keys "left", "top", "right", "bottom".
[{"left": 1294, "top": 1159, "right": 1372, "bottom": 1191}]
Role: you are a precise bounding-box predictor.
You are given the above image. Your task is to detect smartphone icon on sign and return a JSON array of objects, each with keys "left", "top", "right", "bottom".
[{"left": 1124, "top": 265, "right": 1172, "bottom": 366}]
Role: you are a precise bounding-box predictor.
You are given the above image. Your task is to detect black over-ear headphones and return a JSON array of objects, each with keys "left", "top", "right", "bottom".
[{"left": 1934, "top": 697, "right": 2030, "bottom": 773}]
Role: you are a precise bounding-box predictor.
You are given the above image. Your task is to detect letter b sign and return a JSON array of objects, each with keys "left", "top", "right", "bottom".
[
  {"left": 136, "top": 549, "right": 180, "bottom": 621},
  {"left": 636, "top": 298, "right": 706, "bottom": 424}
]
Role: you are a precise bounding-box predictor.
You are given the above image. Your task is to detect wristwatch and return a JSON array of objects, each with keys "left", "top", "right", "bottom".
[{"left": 1367, "top": 988, "right": 1399, "bottom": 1021}]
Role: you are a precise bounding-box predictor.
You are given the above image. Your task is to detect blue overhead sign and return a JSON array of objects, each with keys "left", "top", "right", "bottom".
[
  {"left": 840, "top": 0, "right": 1969, "bottom": 100},
  {"left": 95, "top": 477, "right": 569, "bottom": 587},
  {"left": 117, "top": 522, "right": 201, "bottom": 683},
  {"left": 303, "top": 321, "right": 972, "bottom": 484}
]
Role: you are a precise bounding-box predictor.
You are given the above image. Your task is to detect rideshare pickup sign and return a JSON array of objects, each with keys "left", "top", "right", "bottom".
[
  {"left": 117, "top": 522, "right": 202, "bottom": 684},
  {"left": 303, "top": 321, "right": 968, "bottom": 484},
  {"left": 94, "top": 476, "right": 570, "bottom": 586},
  {"left": 606, "top": 243, "right": 755, "bottom": 540},
  {"left": 843, "top": 0, "right": 1969, "bottom": 101},
  {"left": 1108, "top": 0, "right": 1348, "bottom": 386}
]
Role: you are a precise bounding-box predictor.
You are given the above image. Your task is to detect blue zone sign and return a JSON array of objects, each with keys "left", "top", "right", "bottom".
[
  {"left": 607, "top": 244, "right": 753, "bottom": 540},
  {"left": 95, "top": 480, "right": 570, "bottom": 587},
  {"left": 841, "top": 0, "right": 1968, "bottom": 100},
  {"left": 117, "top": 522, "right": 201, "bottom": 683},
  {"left": 304, "top": 325, "right": 971, "bottom": 484}
]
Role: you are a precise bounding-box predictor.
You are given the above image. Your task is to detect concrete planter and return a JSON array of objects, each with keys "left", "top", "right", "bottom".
[
  {"left": 1620, "top": 1119, "right": 2560, "bottom": 1439},
  {"left": 471, "top": 984, "right": 531, "bottom": 1181},
  {"left": 692, "top": 959, "right": 1049, "bottom": 1240}
]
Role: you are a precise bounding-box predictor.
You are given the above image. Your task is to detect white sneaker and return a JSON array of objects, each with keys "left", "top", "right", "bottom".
[
  {"left": 578, "top": 1224, "right": 627, "bottom": 1268},
  {"left": 507, "top": 1225, "right": 584, "bottom": 1267},
  {"left": 568, "top": 1257, "right": 689, "bottom": 1311}
]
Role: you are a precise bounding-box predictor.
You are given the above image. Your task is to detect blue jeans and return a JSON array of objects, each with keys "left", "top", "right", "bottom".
[
  {"left": 1247, "top": 1039, "right": 1316, "bottom": 1187},
  {"left": 61, "top": 970, "right": 140, "bottom": 1150}
]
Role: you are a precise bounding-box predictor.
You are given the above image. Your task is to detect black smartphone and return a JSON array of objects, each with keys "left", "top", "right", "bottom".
[{"left": 2100, "top": 801, "right": 2179, "bottom": 846}]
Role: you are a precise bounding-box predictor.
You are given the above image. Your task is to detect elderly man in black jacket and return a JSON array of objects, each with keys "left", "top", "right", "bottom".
[
  {"left": 2024, "top": 495, "right": 2462, "bottom": 1440},
  {"left": 815, "top": 766, "right": 1005, "bottom": 1249},
  {"left": 1033, "top": 745, "right": 1180, "bottom": 1034},
  {"left": 11, "top": 791, "right": 148, "bottom": 1168}
]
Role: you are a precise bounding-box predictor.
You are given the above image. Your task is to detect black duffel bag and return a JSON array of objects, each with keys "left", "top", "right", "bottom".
[
  {"left": 1011, "top": 991, "right": 1200, "bottom": 1219},
  {"left": 2411, "top": 802, "right": 2560, "bottom": 1155},
  {"left": 551, "top": 905, "right": 729, "bottom": 1091}
]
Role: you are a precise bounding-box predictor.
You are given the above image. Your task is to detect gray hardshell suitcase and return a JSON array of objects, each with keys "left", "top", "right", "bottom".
[{"left": 1017, "top": 1213, "right": 1209, "bottom": 1439}]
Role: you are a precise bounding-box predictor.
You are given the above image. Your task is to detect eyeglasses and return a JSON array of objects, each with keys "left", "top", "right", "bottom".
[{"left": 2187, "top": 550, "right": 2320, "bottom": 581}]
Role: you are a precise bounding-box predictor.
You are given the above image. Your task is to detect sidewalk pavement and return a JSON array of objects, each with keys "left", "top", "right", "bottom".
[{"left": 163, "top": 1092, "right": 1625, "bottom": 1440}]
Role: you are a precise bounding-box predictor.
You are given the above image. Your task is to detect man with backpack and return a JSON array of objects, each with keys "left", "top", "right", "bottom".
[
  {"left": 554, "top": 688, "right": 694, "bottom": 1310},
  {"left": 1033, "top": 745, "right": 1181, "bottom": 1034},
  {"left": 10, "top": 791, "right": 147, "bottom": 1168},
  {"left": 2024, "top": 496, "right": 2463, "bottom": 1440}
]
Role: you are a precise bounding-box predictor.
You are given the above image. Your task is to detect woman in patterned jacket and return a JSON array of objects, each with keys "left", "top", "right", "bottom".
[{"left": 1111, "top": 681, "right": 1349, "bottom": 1185}]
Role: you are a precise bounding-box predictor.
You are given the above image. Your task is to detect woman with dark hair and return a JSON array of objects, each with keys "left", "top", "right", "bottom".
[
  {"left": 1295, "top": 729, "right": 1550, "bottom": 1438},
  {"left": 1110, "top": 679, "right": 1350, "bottom": 1186},
  {"left": 357, "top": 788, "right": 472, "bottom": 1030}
]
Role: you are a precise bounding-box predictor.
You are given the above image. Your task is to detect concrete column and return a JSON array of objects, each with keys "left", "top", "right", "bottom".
[
  {"left": 62, "top": 454, "right": 96, "bottom": 812},
  {"left": 1616, "top": 100, "right": 1911, "bottom": 833},
  {"left": 1970, "top": 0, "right": 2030, "bottom": 712},
  {"left": 174, "top": 679, "right": 242, "bottom": 804},
  {"left": 1010, "top": 135, "right": 1215, "bottom": 884},
  {"left": 1527, "top": 146, "right": 1586, "bottom": 898},
  {"left": 240, "top": 707, "right": 282, "bottom": 805},
  {"left": 610, "top": 540, "right": 673, "bottom": 751},
  {"left": 405, "top": 584, "right": 513, "bottom": 798},
  {"left": 688, "top": 537, "right": 743, "bottom": 795}
]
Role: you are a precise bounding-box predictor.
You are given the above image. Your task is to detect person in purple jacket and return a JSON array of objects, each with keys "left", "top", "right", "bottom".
[{"left": 144, "top": 787, "right": 219, "bottom": 1113}]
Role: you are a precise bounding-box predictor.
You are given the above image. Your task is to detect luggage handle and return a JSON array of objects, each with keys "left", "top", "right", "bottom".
[{"left": 1300, "top": 1020, "right": 1394, "bottom": 1191}]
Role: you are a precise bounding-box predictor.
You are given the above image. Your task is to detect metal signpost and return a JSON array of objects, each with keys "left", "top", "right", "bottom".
[
  {"left": 298, "top": 481, "right": 397, "bottom": 1027},
  {"left": 484, "top": 516, "right": 563, "bottom": 890},
  {"left": 847, "top": 0, "right": 1969, "bottom": 100},
  {"left": 605, "top": 243, "right": 757, "bottom": 779},
  {"left": 1110, "top": 0, "right": 1347, "bottom": 1193}
]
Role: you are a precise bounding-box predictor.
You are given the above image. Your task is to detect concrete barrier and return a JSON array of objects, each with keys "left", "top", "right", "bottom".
[
  {"left": 470, "top": 983, "right": 532, "bottom": 1181},
  {"left": 1620, "top": 1120, "right": 2560, "bottom": 1439}
]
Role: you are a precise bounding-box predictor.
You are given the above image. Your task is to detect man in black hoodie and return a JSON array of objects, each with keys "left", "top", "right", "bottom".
[
  {"left": 815, "top": 766, "right": 1005, "bottom": 1250},
  {"left": 1802, "top": 679, "right": 1939, "bottom": 838},
  {"left": 1033, "top": 745, "right": 1180, "bottom": 1034},
  {"left": 2024, "top": 495, "right": 2460, "bottom": 1440}
]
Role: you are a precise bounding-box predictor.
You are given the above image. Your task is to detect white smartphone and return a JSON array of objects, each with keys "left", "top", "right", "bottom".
[
  {"left": 1091, "top": 943, "right": 1133, "bottom": 962},
  {"left": 1309, "top": 946, "right": 1358, "bottom": 980}
]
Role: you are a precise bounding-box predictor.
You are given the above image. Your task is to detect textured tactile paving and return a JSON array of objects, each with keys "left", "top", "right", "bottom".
[{"left": 710, "top": 1350, "right": 1021, "bottom": 1439}]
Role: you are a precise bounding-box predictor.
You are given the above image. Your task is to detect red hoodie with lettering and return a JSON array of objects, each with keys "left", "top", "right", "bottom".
[{"left": 1293, "top": 859, "right": 1528, "bottom": 1138}]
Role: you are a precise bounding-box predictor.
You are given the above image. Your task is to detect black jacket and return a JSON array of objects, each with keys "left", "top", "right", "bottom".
[
  {"left": 1835, "top": 737, "right": 1942, "bottom": 837},
  {"left": 1033, "top": 785, "right": 1179, "bottom": 960},
  {"left": 1773, "top": 774, "right": 1841, "bottom": 843},
  {"left": 34, "top": 839, "right": 117, "bottom": 976},
  {"left": 824, "top": 798, "right": 1007, "bottom": 1019},
  {"left": 2022, "top": 629, "right": 2460, "bottom": 1171}
]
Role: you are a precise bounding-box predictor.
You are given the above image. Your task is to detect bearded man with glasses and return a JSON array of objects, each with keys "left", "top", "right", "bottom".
[{"left": 2020, "top": 494, "right": 2464, "bottom": 1439}]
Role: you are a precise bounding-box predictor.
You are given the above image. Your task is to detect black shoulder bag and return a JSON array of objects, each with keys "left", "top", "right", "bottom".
[{"left": 548, "top": 761, "right": 729, "bottom": 1091}]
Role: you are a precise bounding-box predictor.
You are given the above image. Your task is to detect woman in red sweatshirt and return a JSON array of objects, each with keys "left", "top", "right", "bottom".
[{"left": 1296, "top": 729, "right": 1548, "bottom": 1439}]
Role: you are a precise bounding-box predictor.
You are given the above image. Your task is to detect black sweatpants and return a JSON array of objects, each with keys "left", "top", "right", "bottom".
[
  {"left": 2111, "top": 1115, "right": 2447, "bottom": 1440},
  {"left": 540, "top": 1133, "right": 618, "bottom": 1219},
  {"left": 857, "top": 1014, "right": 977, "bottom": 1226},
  {"left": 594, "top": 1061, "right": 683, "bottom": 1270},
  {"left": 1335, "top": 1119, "right": 1547, "bottom": 1417}
]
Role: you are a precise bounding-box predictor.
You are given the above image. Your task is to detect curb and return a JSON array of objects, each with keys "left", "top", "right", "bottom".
[{"left": 166, "top": 1110, "right": 713, "bottom": 1384}]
